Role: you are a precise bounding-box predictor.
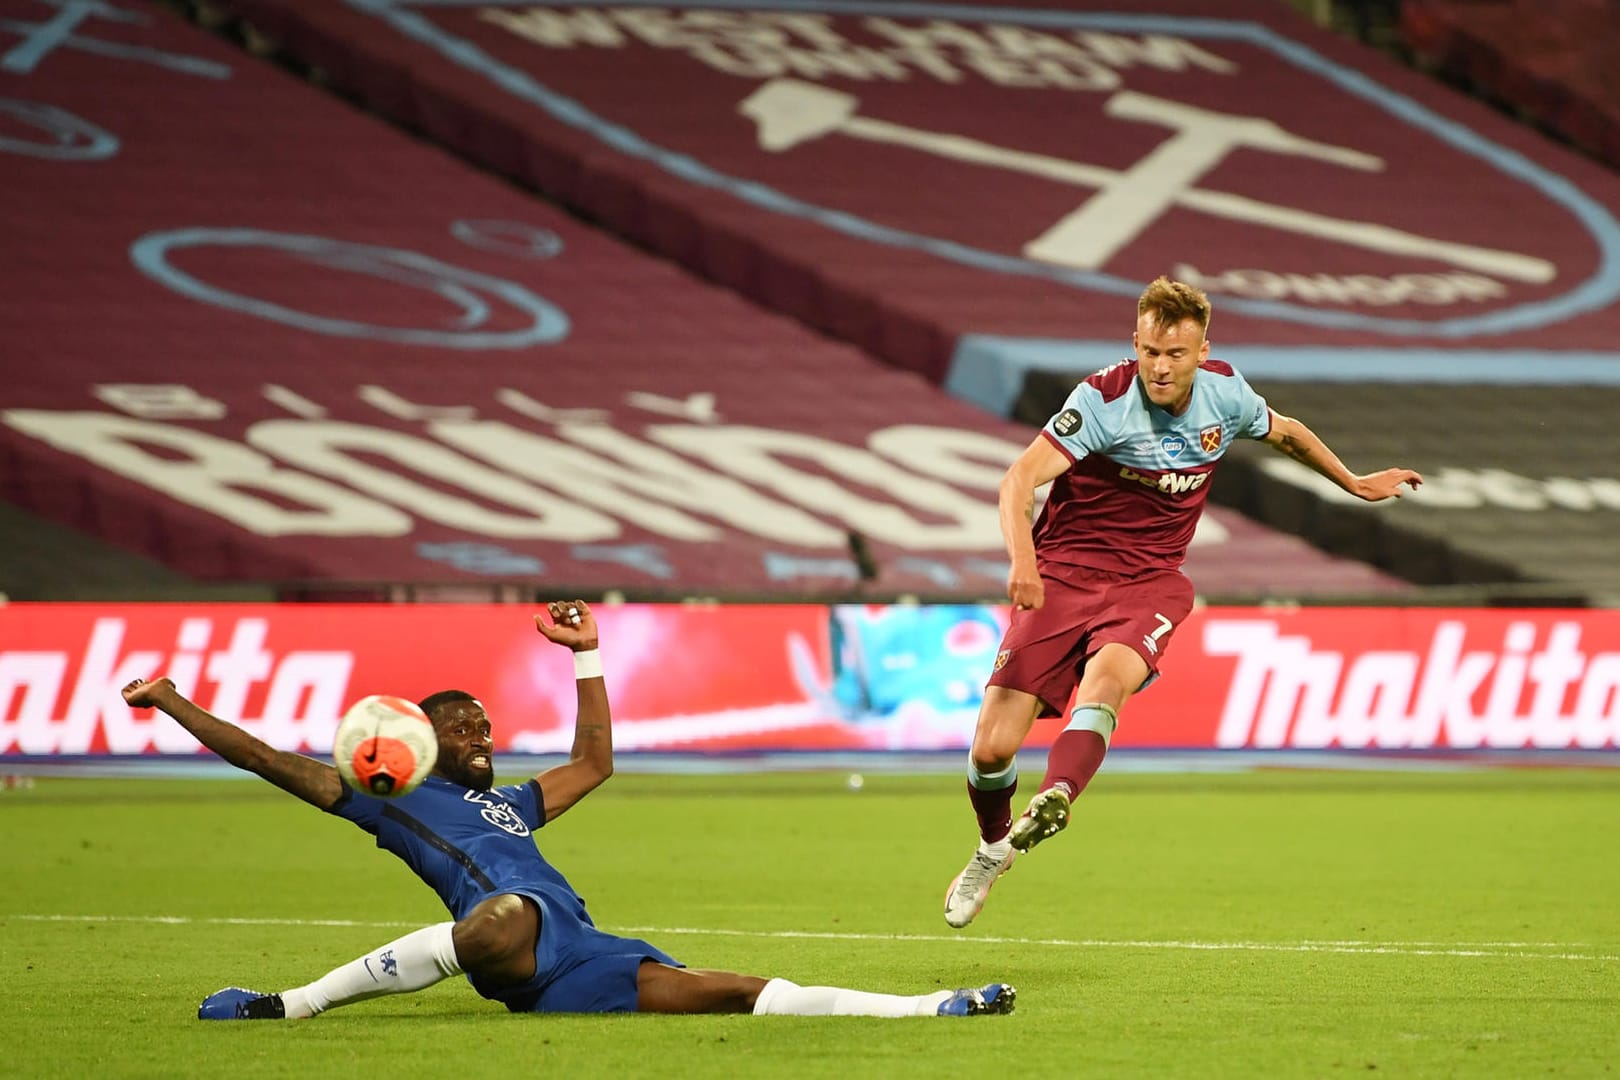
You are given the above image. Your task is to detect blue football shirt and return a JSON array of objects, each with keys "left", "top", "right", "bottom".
[{"left": 328, "top": 775, "right": 594, "bottom": 927}]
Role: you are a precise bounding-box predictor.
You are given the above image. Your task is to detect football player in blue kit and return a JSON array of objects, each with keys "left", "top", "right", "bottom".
[{"left": 122, "top": 600, "right": 1014, "bottom": 1019}]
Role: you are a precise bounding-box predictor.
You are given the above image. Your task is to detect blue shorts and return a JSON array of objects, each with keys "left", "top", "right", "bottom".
[{"left": 469, "top": 891, "right": 683, "bottom": 1014}]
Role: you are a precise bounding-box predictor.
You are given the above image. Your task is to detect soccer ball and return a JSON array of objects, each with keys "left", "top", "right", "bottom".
[{"left": 333, "top": 695, "right": 438, "bottom": 797}]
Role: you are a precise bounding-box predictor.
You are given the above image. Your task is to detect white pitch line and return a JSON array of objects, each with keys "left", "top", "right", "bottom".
[
  {"left": 10, "top": 914, "right": 423, "bottom": 929},
  {"left": 618, "top": 926, "right": 1619, "bottom": 963},
  {"left": 8, "top": 914, "right": 1616, "bottom": 963}
]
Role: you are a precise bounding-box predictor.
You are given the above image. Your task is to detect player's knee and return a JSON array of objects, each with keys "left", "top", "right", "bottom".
[
  {"left": 970, "top": 724, "right": 1024, "bottom": 770},
  {"left": 453, "top": 894, "right": 537, "bottom": 977},
  {"left": 972, "top": 688, "right": 1041, "bottom": 767},
  {"left": 969, "top": 744, "right": 1014, "bottom": 775},
  {"left": 690, "top": 972, "right": 764, "bottom": 1014},
  {"left": 728, "top": 974, "right": 769, "bottom": 1013}
]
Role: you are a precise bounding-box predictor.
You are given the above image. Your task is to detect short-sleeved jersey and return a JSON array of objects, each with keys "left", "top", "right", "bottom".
[
  {"left": 1037, "top": 359, "right": 1271, "bottom": 576},
  {"left": 328, "top": 775, "right": 592, "bottom": 927}
]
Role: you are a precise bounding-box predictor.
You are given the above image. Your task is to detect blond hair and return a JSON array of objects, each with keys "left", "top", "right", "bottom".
[{"left": 1138, "top": 276, "right": 1211, "bottom": 333}]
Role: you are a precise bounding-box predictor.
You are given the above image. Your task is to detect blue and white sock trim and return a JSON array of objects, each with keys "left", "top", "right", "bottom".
[
  {"left": 1064, "top": 702, "right": 1120, "bottom": 749},
  {"left": 967, "top": 757, "right": 1017, "bottom": 791}
]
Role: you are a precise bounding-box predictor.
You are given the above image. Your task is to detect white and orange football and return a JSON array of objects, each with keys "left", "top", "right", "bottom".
[{"left": 333, "top": 694, "right": 438, "bottom": 797}]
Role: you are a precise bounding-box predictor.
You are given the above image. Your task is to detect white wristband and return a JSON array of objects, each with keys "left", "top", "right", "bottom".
[{"left": 573, "top": 649, "right": 603, "bottom": 680}]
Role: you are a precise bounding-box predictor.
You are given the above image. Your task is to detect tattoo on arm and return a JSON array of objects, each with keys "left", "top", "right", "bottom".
[
  {"left": 1276, "top": 434, "right": 1313, "bottom": 464},
  {"left": 1022, "top": 493, "right": 1035, "bottom": 524},
  {"left": 280, "top": 755, "right": 330, "bottom": 786},
  {"left": 274, "top": 754, "right": 345, "bottom": 808}
]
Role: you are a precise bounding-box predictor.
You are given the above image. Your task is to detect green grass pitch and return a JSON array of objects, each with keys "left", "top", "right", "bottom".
[{"left": 3, "top": 768, "right": 1617, "bottom": 1078}]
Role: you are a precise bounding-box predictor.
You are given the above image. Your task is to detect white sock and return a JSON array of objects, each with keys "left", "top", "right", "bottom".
[
  {"left": 751, "top": 978, "right": 952, "bottom": 1018},
  {"left": 281, "top": 922, "right": 462, "bottom": 1019}
]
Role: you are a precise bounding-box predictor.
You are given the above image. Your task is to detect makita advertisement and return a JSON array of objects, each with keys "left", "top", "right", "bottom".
[{"left": 2, "top": 604, "right": 1616, "bottom": 755}]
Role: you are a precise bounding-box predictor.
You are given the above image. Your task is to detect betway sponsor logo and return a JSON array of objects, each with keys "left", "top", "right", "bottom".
[
  {"left": 1119, "top": 466, "right": 1209, "bottom": 497},
  {"left": 0, "top": 618, "right": 352, "bottom": 754},
  {"left": 1207, "top": 619, "right": 1620, "bottom": 749}
]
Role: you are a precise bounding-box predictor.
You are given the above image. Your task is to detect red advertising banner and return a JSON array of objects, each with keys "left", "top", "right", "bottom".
[{"left": 2, "top": 603, "right": 1616, "bottom": 755}]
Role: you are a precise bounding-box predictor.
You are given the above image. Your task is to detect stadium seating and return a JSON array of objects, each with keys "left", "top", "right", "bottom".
[
  {"left": 193, "top": 0, "right": 1620, "bottom": 604},
  {"left": 0, "top": 0, "right": 1409, "bottom": 601},
  {"left": 1402, "top": 0, "right": 1620, "bottom": 171}
]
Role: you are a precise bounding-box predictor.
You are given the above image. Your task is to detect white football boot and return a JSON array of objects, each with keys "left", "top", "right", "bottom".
[{"left": 943, "top": 839, "right": 1017, "bottom": 928}]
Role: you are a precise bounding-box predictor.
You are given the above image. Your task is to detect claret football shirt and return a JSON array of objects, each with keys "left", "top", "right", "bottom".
[{"left": 1037, "top": 359, "right": 1271, "bottom": 576}]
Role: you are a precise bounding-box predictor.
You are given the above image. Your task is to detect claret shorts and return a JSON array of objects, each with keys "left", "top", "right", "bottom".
[{"left": 986, "top": 566, "right": 1195, "bottom": 717}]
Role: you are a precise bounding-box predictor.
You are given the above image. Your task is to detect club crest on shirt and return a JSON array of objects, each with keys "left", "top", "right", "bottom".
[
  {"left": 1200, "top": 425, "right": 1223, "bottom": 454},
  {"left": 464, "top": 790, "right": 531, "bottom": 836},
  {"left": 1160, "top": 435, "right": 1186, "bottom": 459},
  {"left": 1052, "top": 409, "right": 1082, "bottom": 436},
  {"left": 994, "top": 649, "right": 1011, "bottom": 671}
]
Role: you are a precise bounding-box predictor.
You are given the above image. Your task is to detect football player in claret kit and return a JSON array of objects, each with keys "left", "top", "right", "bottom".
[
  {"left": 943, "top": 277, "right": 1424, "bottom": 929},
  {"left": 123, "top": 600, "right": 1015, "bottom": 1019}
]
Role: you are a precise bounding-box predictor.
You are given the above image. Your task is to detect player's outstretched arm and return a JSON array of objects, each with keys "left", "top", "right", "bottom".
[
  {"left": 999, "top": 436, "right": 1072, "bottom": 610},
  {"left": 1261, "top": 410, "right": 1423, "bottom": 502},
  {"left": 531, "top": 600, "right": 612, "bottom": 822},
  {"left": 122, "top": 677, "right": 344, "bottom": 810}
]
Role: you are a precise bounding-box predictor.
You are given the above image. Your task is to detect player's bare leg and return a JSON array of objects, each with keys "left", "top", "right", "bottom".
[
  {"left": 1010, "top": 644, "right": 1144, "bottom": 853},
  {"left": 450, "top": 893, "right": 541, "bottom": 985},
  {"left": 945, "top": 687, "right": 1042, "bottom": 928},
  {"left": 637, "top": 963, "right": 768, "bottom": 1013}
]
